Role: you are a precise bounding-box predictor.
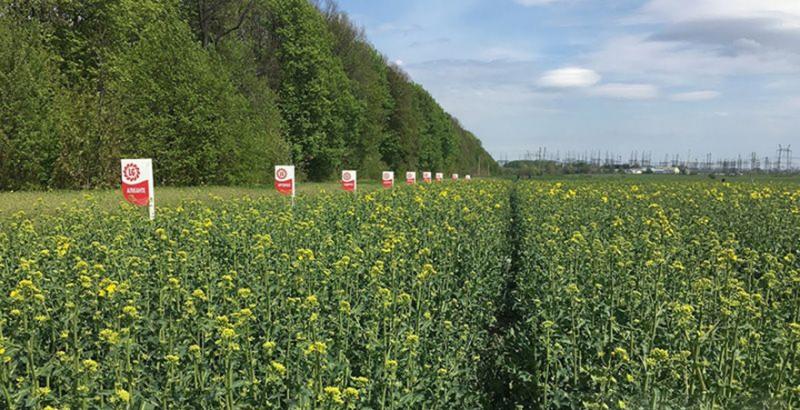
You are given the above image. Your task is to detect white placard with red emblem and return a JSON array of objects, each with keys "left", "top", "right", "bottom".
[
  {"left": 342, "top": 170, "right": 357, "bottom": 192},
  {"left": 406, "top": 171, "right": 416, "bottom": 184},
  {"left": 423, "top": 172, "right": 432, "bottom": 183},
  {"left": 435, "top": 172, "right": 443, "bottom": 182},
  {"left": 274, "top": 165, "right": 295, "bottom": 197},
  {"left": 121, "top": 159, "right": 155, "bottom": 220},
  {"left": 465, "top": 174, "right": 472, "bottom": 181},
  {"left": 452, "top": 173, "right": 459, "bottom": 181},
  {"left": 382, "top": 171, "right": 394, "bottom": 188}
]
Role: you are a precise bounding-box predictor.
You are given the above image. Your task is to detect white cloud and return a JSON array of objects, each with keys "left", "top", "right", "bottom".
[
  {"left": 670, "top": 90, "right": 721, "bottom": 101},
  {"left": 591, "top": 1, "right": 800, "bottom": 88},
  {"left": 394, "top": 59, "right": 405, "bottom": 66},
  {"left": 590, "top": 83, "right": 659, "bottom": 99},
  {"left": 638, "top": 0, "right": 800, "bottom": 26},
  {"left": 588, "top": 34, "right": 800, "bottom": 85},
  {"left": 538, "top": 67, "right": 601, "bottom": 88},
  {"left": 514, "top": 0, "right": 561, "bottom": 6},
  {"left": 480, "top": 47, "right": 536, "bottom": 61}
]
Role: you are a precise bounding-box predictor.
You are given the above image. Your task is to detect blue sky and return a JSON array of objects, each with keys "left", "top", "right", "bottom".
[{"left": 335, "top": 0, "right": 800, "bottom": 162}]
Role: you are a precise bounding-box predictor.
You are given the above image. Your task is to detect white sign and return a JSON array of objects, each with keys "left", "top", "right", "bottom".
[
  {"left": 423, "top": 172, "right": 432, "bottom": 183},
  {"left": 341, "top": 170, "right": 357, "bottom": 192},
  {"left": 382, "top": 171, "right": 394, "bottom": 188},
  {"left": 406, "top": 171, "right": 416, "bottom": 184},
  {"left": 275, "top": 165, "right": 295, "bottom": 197},
  {"left": 121, "top": 159, "right": 155, "bottom": 220}
]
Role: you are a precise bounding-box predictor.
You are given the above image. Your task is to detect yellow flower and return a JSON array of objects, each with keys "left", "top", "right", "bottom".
[
  {"left": 99, "top": 329, "right": 120, "bottom": 345},
  {"left": 165, "top": 354, "right": 180, "bottom": 364},
  {"left": 270, "top": 360, "right": 287, "bottom": 375},
  {"left": 612, "top": 347, "right": 630, "bottom": 362},
  {"left": 82, "top": 359, "right": 99, "bottom": 373},
  {"left": 104, "top": 282, "right": 117, "bottom": 296},
  {"left": 116, "top": 388, "right": 131, "bottom": 402},
  {"left": 304, "top": 341, "right": 327, "bottom": 356},
  {"left": 649, "top": 348, "right": 669, "bottom": 362},
  {"left": 323, "top": 386, "right": 344, "bottom": 404},
  {"left": 416, "top": 264, "right": 436, "bottom": 281},
  {"left": 220, "top": 328, "right": 237, "bottom": 339},
  {"left": 341, "top": 387, "right": 358, "bottom": 401},
  {"left": 191, "top": 289, "right": 207, "bottom": 300},
  {"left": 262, "top": 341, "right": 276, "bottom": 353},
  {"left": 122, "top": 305, "right": 138, "bottom": 318},
  {"left": 339, "top": 300, "right": 351, "bottom": 315},
  {"left": 565, "top": 283, "right": 580, "bottom": 295},
  {"left": 351, "top": 376, "right": 369, "bottom": 386},
  {"left": 189, "top": 344, "right": 201, "bottom": 355},
  {"left": 304, "top": 294, "right": 318, "bottom": 307}
]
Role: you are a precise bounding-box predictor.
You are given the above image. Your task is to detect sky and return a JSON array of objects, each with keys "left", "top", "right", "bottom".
[{"left": 335, "top": 0, "right": 800, "bottom": 162}]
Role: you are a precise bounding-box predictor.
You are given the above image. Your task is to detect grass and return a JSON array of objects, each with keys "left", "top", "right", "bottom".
[
  {"left": 2, "top": 174, "right": 798, "bottom": 217},
  {"left": 0, "top": 181, "right": 386, "bottom": 217}
]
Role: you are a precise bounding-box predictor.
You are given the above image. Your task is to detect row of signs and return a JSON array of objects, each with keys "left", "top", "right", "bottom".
[
  {"left": 401, "top": 171, "right": 470, "bottom": 185},
  {"left": 119, "top": 159, "right": 474, "bottom": 220},
  {"left": 274, "top": 166, "right": 472, "bottom": 196}
]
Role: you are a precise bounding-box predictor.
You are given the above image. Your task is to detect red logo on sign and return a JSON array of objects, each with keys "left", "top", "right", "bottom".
[
  {"left": 123, "top": 163, "right": 141, "bottom": 182},
  {"left": 121, "top": 181, "right": 149, "bottom": 206},
  {"left": 276, "top": 168, "right": 288, "bottom": 180},
  {"left": 342, "top": 172, "right": 356, "bottom": 192}
]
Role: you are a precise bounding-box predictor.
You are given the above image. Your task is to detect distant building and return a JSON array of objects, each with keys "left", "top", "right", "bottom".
[
  {"left": 626, "top": 167, "right": 680, "bottom": 175},
  {"left": 651, "top": 167, "right": 681, "bottom": 175}
]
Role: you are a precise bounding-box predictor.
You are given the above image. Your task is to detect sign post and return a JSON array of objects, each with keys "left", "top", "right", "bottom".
[
  {"left": 423, "top": 172, "right": 432, "bottom": 183},
  {"left": 452, "top": 173, "right": 459, "bottom": 181},
  {"left": 275, "top": 165, "right": 296, "bottom": 205},
  {"left": 382, "top": 171, "right": 394, "bottom": 188},
  {"left": 406, "top": 171, "right": 416, "bottom": 185},
  {"left": 341, "top": 170, "right": 357, "bottom": 192},
  {"left": 121, "top": 159, "right": 155, "bottom": 220},
  {"left": 435, "top": 172, "right": 443, "bottom": 182}
]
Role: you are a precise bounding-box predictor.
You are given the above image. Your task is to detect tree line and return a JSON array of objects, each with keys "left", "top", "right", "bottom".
[{"left": 0, "top": 0, "right": 498, "bottom": 189}]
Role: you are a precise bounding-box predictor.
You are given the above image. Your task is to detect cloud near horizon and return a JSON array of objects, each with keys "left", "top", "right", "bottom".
[
  {"left": 513, "top": 0, "right": 563, "bottom": 6},
  {"left": 670, "top": 91, "right": 721, "bottom": 101},
  {"left": 590, "top": 83, "right": 660, "bottom": 100}
]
